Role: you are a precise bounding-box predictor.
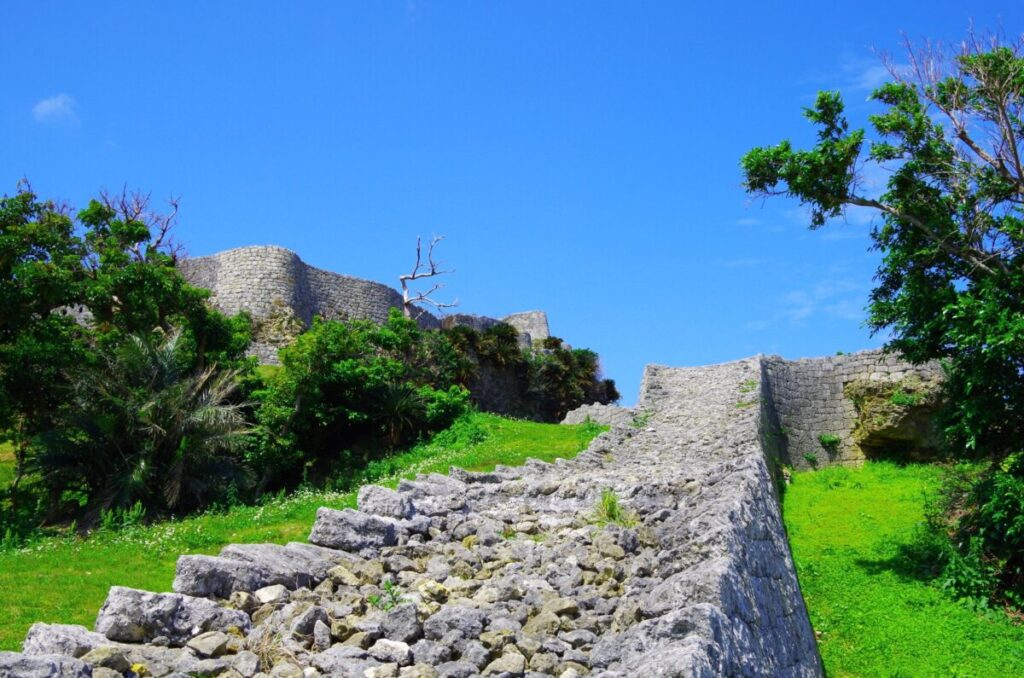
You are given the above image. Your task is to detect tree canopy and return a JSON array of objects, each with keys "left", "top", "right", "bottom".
[
  {"left": 742, "top": 33, "right": 1024, "bottom": 608},
  {"left": 742, "top": 35, "right": 1024, "bottom": 455}
]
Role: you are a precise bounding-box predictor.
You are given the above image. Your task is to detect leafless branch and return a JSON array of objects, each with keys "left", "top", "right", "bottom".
[
  {"left": 98, "top": 188, "right": 183, "bottom": 261},
  {"left": 399, "top": 235, "right": 457, "bottom": 318}
]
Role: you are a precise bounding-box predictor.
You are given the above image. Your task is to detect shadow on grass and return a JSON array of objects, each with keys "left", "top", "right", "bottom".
[{"left": 853, "top": 529, "right": 947, "bottom": 584}]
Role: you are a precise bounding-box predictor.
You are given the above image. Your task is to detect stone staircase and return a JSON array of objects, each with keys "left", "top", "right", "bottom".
[{"left": 1, "top": 358, "right": 822, "bottom": 678}]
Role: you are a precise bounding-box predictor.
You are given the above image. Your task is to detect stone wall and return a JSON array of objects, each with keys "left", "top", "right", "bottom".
[
  {"left": 503, "top": 311, "right": 551, "bottom": 344},
  {"left": 178, "top": 246, "right": 549, "bottom": 364},
  {"left": 5, "top": 355, "right": 823, "bottom": 677},
  {"left": 761, "top": 349, "right": 943, "bottom": 470}
]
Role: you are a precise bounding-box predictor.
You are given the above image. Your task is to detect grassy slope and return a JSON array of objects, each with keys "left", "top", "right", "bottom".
[
  {"left": 784, "top": 462, "right": 1024, "bottom": 677},
  {"left": 0, "top": 413, "right": 604, "bottom": 651}
]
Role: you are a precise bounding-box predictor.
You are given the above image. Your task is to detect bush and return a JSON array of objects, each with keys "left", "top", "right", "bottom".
[
  {"left": 248, "top": 311, "right": 472, "bottom": 489},
  {"left": 818, "top": 433, "right": 841, "bottom": 453},
  {"left": 37, "top": 330, "right": 250, "bottom": 524}
]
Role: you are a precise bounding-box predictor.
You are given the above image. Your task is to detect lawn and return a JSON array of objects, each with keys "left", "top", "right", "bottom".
[
  {"left": 784, "top": 462, "right": 1024, "bottom": 677},
  {"left": 0, "top": 413, "right": 604, "bottom": 651}
]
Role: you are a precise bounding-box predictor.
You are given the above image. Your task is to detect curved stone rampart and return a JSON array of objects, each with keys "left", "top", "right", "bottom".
[
  {"left": 178, "top": 246, "right": 550, "bottom": 364},
  {"left": 178, "top": 246, "right": 438, "bottom": 363}
]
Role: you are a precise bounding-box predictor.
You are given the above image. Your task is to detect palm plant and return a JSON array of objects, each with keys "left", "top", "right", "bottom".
[
  {"left": 373, "top": 382, "right": 427, "bottom": 449},
  {"left": 38, "top": 329, "right": 250, "bottom": 523}
]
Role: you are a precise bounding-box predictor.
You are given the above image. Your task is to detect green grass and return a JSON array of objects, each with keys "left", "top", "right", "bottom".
[
  {"left": 784, "top": 462, "right": 1024, "bottom": 677},
  {"left": 0, "top": 412, "right": 605, "bottom": 651}
]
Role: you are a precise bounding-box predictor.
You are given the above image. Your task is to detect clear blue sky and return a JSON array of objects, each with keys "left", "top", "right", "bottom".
[{"left": 3, "top": 2, "right": 1020, "bottom": 404}]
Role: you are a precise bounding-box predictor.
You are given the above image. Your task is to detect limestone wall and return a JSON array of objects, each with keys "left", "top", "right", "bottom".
[
  {"left": 761, "top": 349, "right": 943, "bottom": 470},
  {"left": 503, "top": 311, "right": 550, "bottom": 344},
  {"left": 178, "top": 246, "right": 549, "bottom": 364},
  {"left": 6, "top": 355, "right": 823, "bottom": 677}
]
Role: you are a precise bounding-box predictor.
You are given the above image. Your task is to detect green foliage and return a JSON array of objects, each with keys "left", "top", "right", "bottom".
[
  {"left": 450, "top": 325, "right": 618, "bottom": 422},
  {"left": 592, "top": 487, "right": 638, "bottom": 527},
  {"left": 0, "top": 185, "right": 252, "bottom": 526},
  {"left": 741, "top": 42, "right": 1024, "bottom": 457},
  {"left": 576, "top": 417, "right": 604, "bottom": 448},
  {"left": 37, "top": 330, "right": 250, "bottom": 523},
  {"left": 803, "top": 452, "right": 818, "bottom": 468},
  {"left": 368, "top": 580, "right": 406, "bottom": 611},
  {"left": 743, "top": 35, "right": 1024, "bottom": 609},
  {"left": 630, "top": 410, "right": 653, "bottom": 428},
  {"left": 785, "top": 462, "right": 1024, "bottom": 676},
  {"left": 817, "top": 433, "right": 841, "bottom": 453},
  {"left": 0, "top": 411, "right": 603, "bottom": 650},
  {"left": 738, "top": 378, "right": 758, "bottom": 394},
  {"left": 98, "top": 502, "right": 146, "bottom": 532},
  {"left": 889, "top": 389, "right": 922, "bottom": 407},
  {"left": 248, "top": 311, "right": 471, "bottom": 487},
  {"left": 927, "top": 455, "right": 1024, "bottom": 609}
]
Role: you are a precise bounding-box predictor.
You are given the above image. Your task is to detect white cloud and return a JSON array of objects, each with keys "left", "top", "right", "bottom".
[
  {"left": 736, "top": 217, "right": 762, "bottom": 226},
  {"left": 748, "top": 278, "right": 867, "bottom": 331},
  {"left": 33, "top": 94, "right": 78, "bottom": 123}
]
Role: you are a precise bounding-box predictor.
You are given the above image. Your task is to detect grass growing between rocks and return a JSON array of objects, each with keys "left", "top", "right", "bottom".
[
  {"left": 784, "top": 462, "right": 1024, "bottom": 677},
  {"left": 0, "top": 412, "right": 605, "bottom": 651}
]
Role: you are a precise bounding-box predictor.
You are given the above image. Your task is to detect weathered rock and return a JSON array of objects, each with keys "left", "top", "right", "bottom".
[
  {"left": 523, "top": 610, "right": 561, "bottom": 636},
  {"left": 313, "top": 619, "right": 332, "bottom": 652},
  {"left": 436, "top": 661, "right": 478, "bottom": 678},
  {"left": 94, "top": 586, "right": 250, "bottom": 645},
  {"left": 561, "top": 403, "right": 637, "bottom": 428},
  {"left": 360, "top": 485, "right": 416, "bottom": 520},
  {"left": 173, "top": 554, "right": 271, "bottom": 599},
  {"left": 22, "top": 624, "right": 106, "bottom": 659},
  {"left": 290, "top": 605, "right": 329, "bottom": 637},
  {"left": 186, "top": 630, "right": 231, "bottom": 658},
  {"left": 423, "top": 606, "right": 486, "bottom": 641},
  {"left": 368, "top": 639, "right": 413, "bottom": 665},
  {"left": 410, "top": 639, "right": 451, "bottom": 665},
  {"left": 15, "top": 355, "right": 833, "bottom": 677},
  {"left": 308, "top": 508, "right": 399, "bottom": 554},
  {"left": 80, "top": 645, "right": 131, "bottom": 672},
  {"left": 310, "top": 644, "right": 380, "bottom": 676},
  {"left": 483, "top": 652, "right": 527, "bottom": 675},
  {"left": 0, "top": 652, "right": 91, "bottom": 678},
  {"left": 382, "top": 603, "right": 422, "bottom": 644}
]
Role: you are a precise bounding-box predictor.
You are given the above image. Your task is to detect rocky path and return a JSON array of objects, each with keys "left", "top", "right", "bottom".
[{"left": 3, "top": 358, "right": 822, "bottom": 678}]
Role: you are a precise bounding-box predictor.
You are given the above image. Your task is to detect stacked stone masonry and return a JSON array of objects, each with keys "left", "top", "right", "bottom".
[
  {"left": 760, "top": 349, "right": 942, "bottom": 470},
  {"left": 178, "top": 246, "right": 548, "bottom": 363},
  {"left": 4, "top": 356, "right": 823, "bottom": 677}
]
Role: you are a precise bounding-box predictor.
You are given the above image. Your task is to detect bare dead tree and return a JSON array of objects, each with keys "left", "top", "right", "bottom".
[
  {"left": 94, "top": 187, "right": 185, "bottom": 264},
  {"left": 399, "top": 235, "right": 458, "bottom": 319}
]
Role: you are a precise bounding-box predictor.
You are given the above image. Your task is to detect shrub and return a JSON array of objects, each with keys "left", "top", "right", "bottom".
[
  {"left": 593, "top": 488, "right": 638, "bottom": 527},
  {"left": 37, "top": 330, "right": 250, "bottom": 523},
  {"left": 890, "top": 390, "right": 922, "bottom": 407},
  {"left": 818, "top": 433, "right": 841, "bottom": 453},
  {"left": 249, "top": 311, "right": 472, "bottom": 488}
]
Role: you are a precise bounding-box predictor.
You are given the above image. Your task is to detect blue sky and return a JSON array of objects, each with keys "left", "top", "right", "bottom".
[{"left": 3, "top": 2, "right": 1020, "bottom": 404}]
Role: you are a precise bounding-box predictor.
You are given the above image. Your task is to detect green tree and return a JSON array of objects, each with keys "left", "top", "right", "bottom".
[
  {"left": 0, "top": 184, "right": 252, "bottom": 521},
  {"left": 0, "top": 187, "right": 85, "bottom": 507},
  {"left": 741, "top": 34, "right": 1024, "bottom": 605}
]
